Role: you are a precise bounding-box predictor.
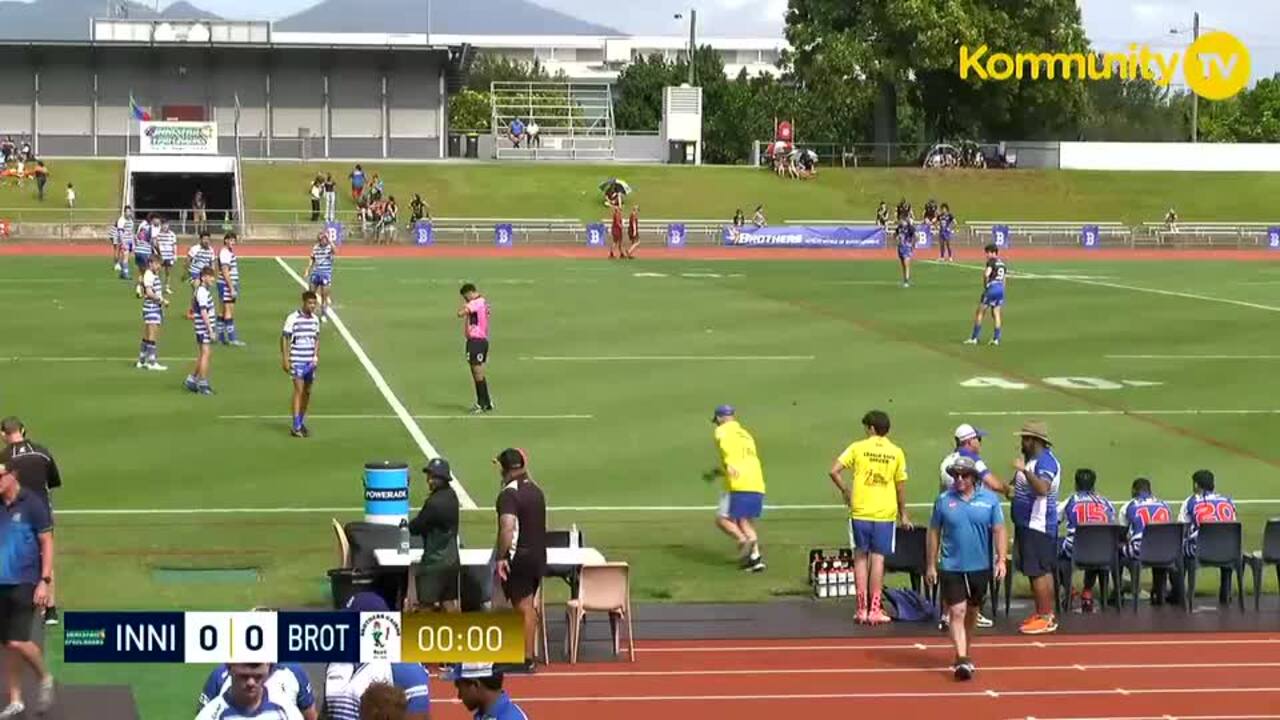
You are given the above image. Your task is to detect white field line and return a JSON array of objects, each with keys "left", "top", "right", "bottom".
[
  {"left": 537, "top": 661, "right": 1280, "bottom": 679},
  {"left": 218, "top": 414, "right": 594, "bottom": 420},
  {"left": 940, "top": 261, "right": 1280, "bottom": 313},
  {"left": 635, "top": 637, "right": 1280, "bottom": 653},
  {"left": 0, "top": 357, "right": 137, "bottom": 362},
  {"left": 273, "top": 256, "right": 476, "bottom": 509},
  {"left": 1013, "top": 716, "right": 1280, "bottom": 720},
  {"left": 1107, "top": 354, "right": 1280, "bottom": 360},
  {"left": 467, "top": 687, "right": 1280, "bottom": 703},
  {"left": 521, "top": 355, "right": 816, "bottom": 362},
  {"left": 949, "top": 409, "right": 1280, "bottom": 417},
  {"left": 52, "top": 499, "right": 1280, "bottom": 516}
]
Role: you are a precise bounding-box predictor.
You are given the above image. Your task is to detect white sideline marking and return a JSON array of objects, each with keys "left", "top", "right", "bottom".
[
  {"left": 486, "top": 687, "right": 1280, "bottom": 704},
  {"left": 521, "top": 355, "right": 816, "bottom": 362},
  {"left": 1014, "top": 716, "right": 1280, "bottom": 720},
  {"left": 636, "top": 637, "right": 1280, "bottom": 653},
  {"left": 948, "top": 409, "right": 1280, "bottom": 417},
  {"left": 218, "top": 414, "right": 594, "bottom": 420},
  {"left": 273, "top": 256, "right": 476, "bottom": 509},
  {"left": 1108, "top": 354, "right": 1280, "bottom": 360},
  {"left": 0, "top": 357, "right": 136, "bottom": 362},
  {"left": 536, "top": 661, "right": 1280, "bottom": 679},
  {"left": 47, "top": 499, "right": 1280, "bottom": 516}
]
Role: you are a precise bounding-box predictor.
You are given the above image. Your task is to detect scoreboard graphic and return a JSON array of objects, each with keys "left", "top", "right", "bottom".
[{"left": 63, "top": 611, "right": 523, "bottom": 664}]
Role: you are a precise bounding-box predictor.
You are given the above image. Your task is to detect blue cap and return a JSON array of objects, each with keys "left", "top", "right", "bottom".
[
  {"left": 713, "top": 404, "right": 735, "bottom": 420},
  {"left": 443, "top": 663, "right": 499, "bottom": 681},
  {"left": 344, "top": 592, "right": 389, "bottom": 612}
]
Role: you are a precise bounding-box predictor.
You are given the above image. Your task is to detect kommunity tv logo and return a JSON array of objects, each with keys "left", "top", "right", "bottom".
[{"left": 959, "top": 31, "right": 1250, "bottom": 100}]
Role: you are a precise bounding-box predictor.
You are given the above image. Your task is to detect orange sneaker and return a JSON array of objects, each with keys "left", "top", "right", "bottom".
[{"left": 1019, "top": 614, "right": 1058, "bottom": 635}]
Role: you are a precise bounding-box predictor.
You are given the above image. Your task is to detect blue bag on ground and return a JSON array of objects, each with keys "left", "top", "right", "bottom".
[{"left": 882, "top": 588, "right": 938, "bottom": 622}]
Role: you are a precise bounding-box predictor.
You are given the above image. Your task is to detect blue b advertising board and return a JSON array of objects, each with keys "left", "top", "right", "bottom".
[
  {"left": 324, "top": 222, "right": 345, "bottom": 247},
  {"left": 724, "top": 225, "right": 886, "bottom": 249},
  {"left": 1081, "top": 224, "right": 1100, "bottom": 249},
  {"left": 1268, "top": 226, "right": 1280, "bottom": 250},
  {"left": 667, "top": 224, "right": 687, "bottom": 248},
  {"left": 494, "top": 223, "right": 513, "bottom": 247},
  {"left": 586, "top": 223, "right": 606, "bottom": 247},
  {"left": 412, "top": 221, "right": 434, "bottom": 246},
  {"left": 914, "top": 223, "right": 933, "bottom": 249},
  {"left": 992, "top": 225, "right": 1011, "bottom": 248}
]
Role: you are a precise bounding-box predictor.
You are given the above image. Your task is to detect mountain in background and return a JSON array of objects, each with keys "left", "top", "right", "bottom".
[
  {"left": 0, "top": 0, "right": 617, "bottom": 40},
  {"left": 275, "top": 0, "right": 618, "bottom": 34}
]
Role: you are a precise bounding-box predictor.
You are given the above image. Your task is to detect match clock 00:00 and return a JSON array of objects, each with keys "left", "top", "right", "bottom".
[{"left": 401, "top": 612, "right": 524, "bottom": 664}]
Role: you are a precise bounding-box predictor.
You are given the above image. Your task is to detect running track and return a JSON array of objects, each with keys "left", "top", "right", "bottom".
[{"left": 427, "top": 634, "right": 1280, "bottom": 720}]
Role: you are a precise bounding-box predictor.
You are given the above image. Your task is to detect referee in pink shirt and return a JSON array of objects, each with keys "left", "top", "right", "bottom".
[{"left": 459, "top": 283, "right": 494, "bottom": 413}]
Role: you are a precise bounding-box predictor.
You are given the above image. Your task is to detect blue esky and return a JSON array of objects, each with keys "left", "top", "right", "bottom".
[{"left": 172, "top": 0, "right": 1280, "bottom": 81}]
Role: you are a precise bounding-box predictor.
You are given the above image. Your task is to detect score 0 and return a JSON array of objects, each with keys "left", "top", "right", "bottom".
[{"left": 184, "top": 612, "right": 279, "bottom": 664}]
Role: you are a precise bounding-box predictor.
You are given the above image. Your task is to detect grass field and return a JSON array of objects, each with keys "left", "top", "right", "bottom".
[
  {"left": 6, "top": 248, "right": 1280, "bottom": 717},
  {"left": 7, "top": 160, "right": 1280, "bottom": 225}
]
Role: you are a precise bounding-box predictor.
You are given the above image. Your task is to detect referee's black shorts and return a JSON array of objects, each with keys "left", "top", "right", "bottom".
[
  {"left": 0, "top": 584, "right": 35, "bottom": 643},
  {"left": 939, "top": 570, "right": 992, "bottom": 608}
]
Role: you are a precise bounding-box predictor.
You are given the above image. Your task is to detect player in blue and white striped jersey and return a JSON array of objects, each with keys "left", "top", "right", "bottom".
[
  {"left": 217, "top": 232, "right": 245, "bottom": 346},
  {"left": 323, "top": 592, "right": 430, "bottom": 720},
  {"left": 136, "top": 255, "right": 169, "bottom": 372},
  {"left": 304, "top": 232, "right": 336, "bottom": 321},
  {"left": 194, "top": 663, "right": 305, "bottom": 720},
  {"left": 186, "top": 266, "right": 218, "bottom": 395},
  {"left": 186, "top": 231, "right": 216, "bottom": 284},
  {"left": 198, "top": 663, "right": 316, "bottom": 720},
  {"left": 281, "top": 291, "right": 321, "bottom": 438},
  {"left": 153, "top": 217, "right": 178, "bottom": 294},
  {"left": 1179, "top": 469, "right": 1238, "bottom": 603},
  {"left": 1057, "top": 468, "right": 1115, "bottom": 612},
  {"left": 1119, "top": 477, "right": 1181, "bottom": 605},
  {"left": 112, "top": 207, "right": 134, "bottom": 279},
  {"left": 132, "top": 215, "right": 158, "bottom": 284}
]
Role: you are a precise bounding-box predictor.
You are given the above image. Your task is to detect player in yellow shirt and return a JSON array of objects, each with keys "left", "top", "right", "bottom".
[
  {"left": 827, "top": 410, "right": 910, "bottom": 625},
  {"left": 706, "top": 404, "right": 767, "bottom": 572}
]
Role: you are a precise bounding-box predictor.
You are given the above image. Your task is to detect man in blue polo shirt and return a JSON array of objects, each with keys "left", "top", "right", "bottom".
[
  {"left": 0, "top": 461, "right": 54, "bottom": 718},
  {"left": 447, "top": 663, "right": 529, "bottom": 720},
  {"left": 927, "top": 456, "right": 1007, "bottom": 682}
]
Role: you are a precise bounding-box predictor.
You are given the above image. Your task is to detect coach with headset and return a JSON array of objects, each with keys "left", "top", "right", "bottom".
[{"left": 0, "top": 417, "right": 61, "bottom": 626}]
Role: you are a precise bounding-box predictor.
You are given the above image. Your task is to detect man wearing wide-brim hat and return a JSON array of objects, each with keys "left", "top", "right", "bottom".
[{"left": 1010, "top": 420, "right": 1063, "bottom": 635}]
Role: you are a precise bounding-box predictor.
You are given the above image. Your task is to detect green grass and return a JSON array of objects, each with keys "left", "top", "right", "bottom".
[
  {"left": 0, "top": 160, "right": 123, "bottom": 223},
  {"left": 6, "top": 251, "right": 1280, "bottom": 718}
]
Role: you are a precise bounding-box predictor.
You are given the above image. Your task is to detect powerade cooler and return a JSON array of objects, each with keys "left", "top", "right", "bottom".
[{"left": 363, "top": 460, "right": 410, "bottom": 525}]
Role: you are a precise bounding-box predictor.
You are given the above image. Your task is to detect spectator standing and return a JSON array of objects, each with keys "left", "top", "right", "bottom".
[
  {"left": 323, "top": 593, "right": 429, "bottom": 720},
  {"left": 875, "top": 201, "right": 888, "bottom": 229},
  {"left": 323, "top": 174, "right": 337, "bottom": 223},
  {"left": 409, "top": 194, "right": 428, "bottom": 227},
  {"left": 493, "top": 448, "right": 546, "bottom": 673},
  {"left": 927, "top": 456, "right": 1006, "bottom": 681},
  {"left": 63, "top": 182, "right": 74, "bottom": 209},
  {"left": 447, "top": 664, "right": 529, "bottom": 720},
  {"left": 733, "top": 209, "right": 745, "bottom": 228},
  {"left": 0, "top": 461, "right": 55, "bottom": 716},
  {"left": 625, "top": 205, "right": 640, "bottom": 259},
  {"left": 195, "top": 663, "right": 305, "bottom": 720},
  {"left": 32, "top": 162, "right": 48, "bottom": 201},
  {"left": 1011, "top": 420, "right": 1062, "bottom": 634},
  {"left": 526, "top": 120, "right": 540, "bottom": 149},
  {"left": 198, "top": 662, "right": 317, "bottom": 720},
  {"left": 1179, "top": 469, "right": 1238, "bottom": 604},
  {"left": 752, "top": 205, "right": 766, "bottom": 228},
  {"left": 309, "top": 177, "right": 322, "bottom": 222},
  {"left": 349, "top": 165, "right": 366, "bottom": 202},
  {"left": 407, "top": 458, "right": 460, "bottom": 611},
  {"left": 609, "top": 204, "right": 624, "bottom": 259},
  {"left": 1058, "top": 468, "right": 1116, "bottom": 612},
  {"left": 193, "top": 190, "right": 208, "bottom": 235},
  {"left": 1120, "top": 477, "right": 1179, "bottom": 605},
  {"left": 369, "top": 174, "right": 385, "bottom": 203},
  {"left": 358, "top": 683, "right": 407, "bottom": 720},
  {"left": 0, "top": 417, "right": 62, "bottom": 625},
  {"left": 827, "top": 410, "right": 910, "bottom": 625},
  {"left": 380, "top": 196, "right": 398, "bottom": 243}
]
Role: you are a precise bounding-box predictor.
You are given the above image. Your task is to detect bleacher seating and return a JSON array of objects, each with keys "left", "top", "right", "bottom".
[
  {"left": 964, "top": 220, "right": 1132, "bottom": 247},
  {"left": 1139, "top": 222, "right": 1277, "bottom": 247},
  {"left": 491, "top": 81, "right": 616, "bottom": 161}
]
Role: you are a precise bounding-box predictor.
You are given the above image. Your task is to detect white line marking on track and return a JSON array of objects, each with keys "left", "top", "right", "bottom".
[
  {"left": 521, "top": 355, "right": 816, "bottom": 362},
  {"left": 987, "top": 690, "right": 1001, "bottom": 698},
  {"left": 534, "top": 662, "right": 1280, "bottom": 679},
  {"left": 1011, "top": 715, "right": 1280, "bottom": 720},
  {"left": 1107, "top": 354, "right": 1280, "bottom": 360},
  {"left": 274, "top": 256, "right": 477, "bottom": 509},
  {"left": 495, "top": 687, "right": 1280, "bottom": 703},
  {"left": 635, "top": 637, "right": 1280, "bottom": 653},
  {"left": 948, "top": 410, "right": 1280, "bottom": 417},
  {"left": 218, "top": 414, "right": 595, "bottom": 421}
]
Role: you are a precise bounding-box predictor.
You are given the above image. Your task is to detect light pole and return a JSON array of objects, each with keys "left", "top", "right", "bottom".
[
  {"left": 1170, "top": 11, "right": 1200, "bottom": 142},
  {"left": 674, "top": 9, "right": 697, "bottom": 86}
]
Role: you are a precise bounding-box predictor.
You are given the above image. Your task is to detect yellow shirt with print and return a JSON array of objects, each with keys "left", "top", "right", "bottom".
[
  {"left": 837, "top": 435, "right": 907, "bottom": 521},
  {"left": 714, "top": 421, "right": 766, "bottom": 494}
]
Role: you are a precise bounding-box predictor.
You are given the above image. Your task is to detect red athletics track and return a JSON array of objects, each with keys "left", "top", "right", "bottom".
[
  {"left": 3, "top": 242, "right": 1280, "bottom": 262},
  {"left": 425, "top": 633, "right": 1280, "bottom": 720}
]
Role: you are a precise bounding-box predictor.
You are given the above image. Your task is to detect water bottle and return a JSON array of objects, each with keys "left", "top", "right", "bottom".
[
  {"left": 569, "top": 523, "right": 580, "bottom": 549},
  {"left": 398, "top": 518, "right": 410, "bottom": 556}
]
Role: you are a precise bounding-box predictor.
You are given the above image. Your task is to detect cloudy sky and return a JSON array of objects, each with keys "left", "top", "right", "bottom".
[{"left": 180, "top": 0, "right": 1280, "bottom": 79}]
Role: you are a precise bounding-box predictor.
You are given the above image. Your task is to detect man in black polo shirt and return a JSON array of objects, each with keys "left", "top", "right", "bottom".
[
  {"left": 407, "top": 458, "right": 460, "bottom": 611},
  {"left": 0, "top": 418, "right": 61, "bottom": 626},
  {"left": 0, "top": 462, "right": 54, "bottom": 716},
  {"left": 493, "top": 448, "right": 546, "bottom": 674}
]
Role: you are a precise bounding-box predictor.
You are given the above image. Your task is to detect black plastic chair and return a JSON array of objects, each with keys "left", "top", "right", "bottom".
[
  {"left": 1127, "top": 522, "right": 1186, "bottom": 611},
  {"left": 884, "top": 526, "right": 927, "bottom": 593},
  {"left": 1243, "top": 519, "right": 1280, "bottom": 611},
  {"left": 1187, "top": 521, "right": 1246, "bottom": 611},
  {"left": 545, "top": 529, "right": 584, "bottom": 594},
  {"left": 1064, "top": 524, "right": 1124, "bottom": 613}
]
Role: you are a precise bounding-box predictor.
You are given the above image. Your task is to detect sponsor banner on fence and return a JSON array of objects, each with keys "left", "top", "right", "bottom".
[
  {"left": 139, "top": 121, "right": 218, "bottom": 155},
  {"left": 992, "top": 224, "right": 1011, "bottom": 248},
  {"left": 667, "top": 223, "right": 687, "bottom": 247},
  {"left": 586, "top": 223, "right": 606, "bottom": 247},
  {"left": 412, "top": 221, "right": 434, "bottom": 246},
  {"left": 1081, "top": 224, "right": 1100, "bottom": 249},
  {"left": 1268, "top": 226, "right": 1280, "bottom": 250},
  {"left": 724, "top": 225, "right": 886, "bottom": 249},
  {"left": 324, "top": 222, "right": 345, "bottom": 247},
  {"left": 914, "top": 224, "right": 932, "bottom": 249},
  {"left": 494, "top": 223, "right": 514, "bottom": 247}
]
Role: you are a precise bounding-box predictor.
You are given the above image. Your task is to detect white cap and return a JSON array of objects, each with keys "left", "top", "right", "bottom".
[
  {"left": 443, "top": 663, "right": 496, "bottom": 680},
  {"left": 954, "top": 424, "right": 986, "bottom": 443}
]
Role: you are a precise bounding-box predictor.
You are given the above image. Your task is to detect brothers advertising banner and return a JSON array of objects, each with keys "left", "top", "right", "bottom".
[
  {"left": 140, "top": 122, "right": 219, "bottom": 155},
  {"left": 725, "top": 225, "right": 886, "bottom": 248}
]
